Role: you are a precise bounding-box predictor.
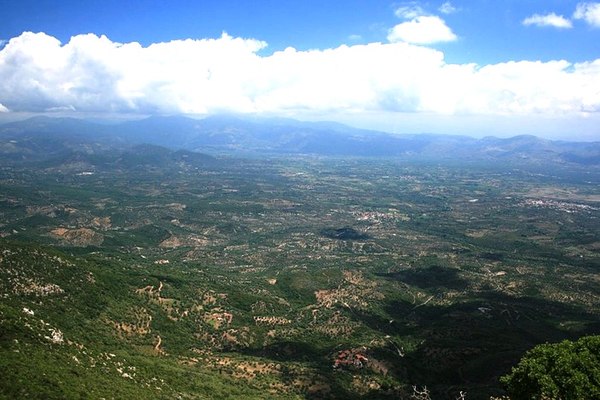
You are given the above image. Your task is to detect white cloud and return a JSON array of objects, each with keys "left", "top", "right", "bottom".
[
  {"left": 439, "top": 2, "right": 456, "bottom": 14},
  {"left": 0, "top": 31, "right": 599, "bottom": 123},
  {"left": 387, "top": 16, "right": 457, "bottom": 44},
  {"left": 394, "top": 3, "right": 426, "bottom": 19},
  {"left": 0, "top": 32, "right": 266, "bottom": 114},
  {"left": 522, "top": 13, "right": 573, "bottom": 29},
  {"left": 0, "top": 103, "right": 8, "bottom": 112},
  {"left": 574, "top": 2, "right": 600, "bottom": 27}
]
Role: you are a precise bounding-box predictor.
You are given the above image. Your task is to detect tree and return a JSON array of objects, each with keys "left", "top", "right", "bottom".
[{"left": 501, "top": 335, "right": 600, "bottom": 400}]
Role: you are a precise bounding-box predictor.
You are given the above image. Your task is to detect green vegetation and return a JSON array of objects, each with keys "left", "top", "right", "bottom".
[
  {"left": 0, "top": 150, "right": 598, "bottom": 399},
  {"left": 501, "top": 335, "right": 600, "bottom": 400}
]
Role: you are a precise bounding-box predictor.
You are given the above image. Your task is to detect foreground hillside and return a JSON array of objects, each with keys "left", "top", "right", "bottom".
[{"left": 0, "top": 139, "right": 599, "bottom": 398}]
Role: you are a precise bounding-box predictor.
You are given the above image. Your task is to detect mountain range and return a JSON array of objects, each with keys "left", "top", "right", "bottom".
[{"left": 0, "top": 115, "right": 598, "bottom": 165}]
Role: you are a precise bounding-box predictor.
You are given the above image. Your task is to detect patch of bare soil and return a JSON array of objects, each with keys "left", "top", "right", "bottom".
[
  {"left": 159, "top": 235, "right": 209, "bottom": 249},
  {"left": 50, "top": 227, "right": 103, "bottom": 246},
  {"left": 27, "top": 205, "right": 78, "bottom": 217},
  {"left": 91, "top": 216, "right": 112, "bottom": 230}
]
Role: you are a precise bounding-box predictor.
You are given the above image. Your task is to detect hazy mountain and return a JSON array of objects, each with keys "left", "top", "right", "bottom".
[
  {"left": 0, "top": 116, "right": 218, "bottom": 169},
  {"left": 1, "top": 115, "right": 598, "bottom": 165}
]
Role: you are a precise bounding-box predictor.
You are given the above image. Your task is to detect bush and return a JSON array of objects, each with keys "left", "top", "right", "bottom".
[{"left": 501, "top": 335, "right": 600, "bottom": 400}]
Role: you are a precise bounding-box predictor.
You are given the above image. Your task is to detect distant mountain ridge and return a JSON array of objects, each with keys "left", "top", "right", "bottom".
[{"left": 0, "top": 115, "right": 598, "bottom": 165}]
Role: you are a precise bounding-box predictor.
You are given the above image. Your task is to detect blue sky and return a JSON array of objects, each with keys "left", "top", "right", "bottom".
[
  {"left": 2, "top": 0, "right": 598, "bottom": 63},
  {"left": 1, "top": 0, "right": 599, "bottom": 139}
]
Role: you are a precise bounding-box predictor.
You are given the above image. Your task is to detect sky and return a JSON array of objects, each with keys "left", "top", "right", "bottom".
[{"left": 1, "top": 0, "right": 600, "bottom": 140}]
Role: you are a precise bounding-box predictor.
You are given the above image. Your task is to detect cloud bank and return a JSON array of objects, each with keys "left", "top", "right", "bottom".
[{"left": 0, "top": 31, "right": 599, "bottom": 121}]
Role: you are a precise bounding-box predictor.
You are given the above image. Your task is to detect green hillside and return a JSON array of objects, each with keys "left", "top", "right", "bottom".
[{"left": 1, "top": 149, "right": 598, "bottom": 399}]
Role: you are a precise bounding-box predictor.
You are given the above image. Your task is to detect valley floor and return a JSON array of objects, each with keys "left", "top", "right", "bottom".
[{"left": 1, "top": 156, "right": 598, "bottom": 399}]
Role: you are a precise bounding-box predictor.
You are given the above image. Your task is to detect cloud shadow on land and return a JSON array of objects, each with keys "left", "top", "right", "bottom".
[
  {"left": 376, "top": 265, "right": 470, "bottom": 291},
  {"left": 351, "top": 290, "right": 600, "bottom": 399}
]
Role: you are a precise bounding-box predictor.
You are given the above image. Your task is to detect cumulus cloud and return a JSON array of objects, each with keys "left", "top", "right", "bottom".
[
  {"left": 574, "top": 2, "right": 600, "bottom": 27},
  {"left": 388, "top": 16, "right": 457, "bottom": 44},
  {"left": 0, "top": 31, "right": 599, "bottom": 119},
  {"left": 390, "top": 3, "right": 457, "bottom": 44},
  {"left": 523, "top": 13, "right": 573, "bottom": 29},
  {"left": 0, "top": 103, "right": 8, "bottom": 112},
  {"left": 0, "top": 32, "right": 266, "bottom": 114}
]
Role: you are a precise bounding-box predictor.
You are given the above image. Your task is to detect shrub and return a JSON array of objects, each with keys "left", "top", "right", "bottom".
[{"left": 501, "top": 335, "right": 600, "bottom": 400}]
